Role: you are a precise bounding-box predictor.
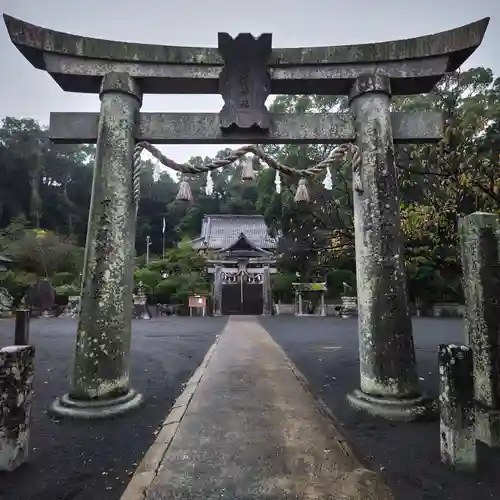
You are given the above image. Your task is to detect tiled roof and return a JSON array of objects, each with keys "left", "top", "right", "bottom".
[{"left": 192, "top": 215, "right": 277, "bottom": 250}]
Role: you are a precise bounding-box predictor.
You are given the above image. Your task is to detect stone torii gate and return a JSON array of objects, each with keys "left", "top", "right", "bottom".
[{"left": 4, "top": 14, "right": 488, "bottom": 419}]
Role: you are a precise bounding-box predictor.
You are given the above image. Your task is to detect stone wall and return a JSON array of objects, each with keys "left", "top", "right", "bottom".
[
  {"left": 431, "top": 303, "right": 464, "bottom": 318},
  {"left": 275, "top": 301, "right": 464, "bottom": 317},
  {"left": 274, "top": 302, "right": 342, "bottom": 316}
]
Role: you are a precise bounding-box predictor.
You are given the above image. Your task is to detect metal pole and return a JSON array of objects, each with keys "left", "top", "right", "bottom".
[{"left": 146, "top": 235, "right": 151, "bottom": 265}]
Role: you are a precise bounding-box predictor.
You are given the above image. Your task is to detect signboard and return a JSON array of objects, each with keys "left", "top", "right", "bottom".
[
  {"left": 292, "top": 282, "right": 327, "bottom": 292},
  {"left": 189, "top": 295, "right": 207, "bottom": 308},
  {"left": 310, "top": 283, "right": 325, "bottom": 291}
]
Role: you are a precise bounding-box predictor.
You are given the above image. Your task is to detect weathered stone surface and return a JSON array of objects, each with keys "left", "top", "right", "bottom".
[
  {"left": 349, "top": 74, "right": 420, "bottom": 401},
  {"left": 341, "top": 296, "right": 358, "bottom": 318},
  {"left": 212, "top": 265, "right": 222, "bottom": 317},
  {"left": 0, "top": 345, "right": 35, "bottom": 471},
  {"left": 0, "top": 287, "right": 13, "bottom": 318},
  {"left": 459, "top": 212, "right": 500, "bottom": 408},
  {"left": 132, "top": 294, "right": 151, "bottom": 320},
  {"left": 475, "top": 405, "right": 500, "bottom": 447},
  {"left": 262, "top": 266, "right": 271, "bottom": 315},
  {"left": 71, "top": 71, "right": 140, "bottom": 400},
  {"left": 438, "top": 344, "right": 476, "bottom": 471},
  {"left": 459, "top": 212, "right": 500, "bottom": 446},
  {"left": 4, "top": 14, "right": 489, "bottom": 95},
  {"left": 51, "top": 72, "right": 143, "bottom": 415},
  {"left": 218, "top": 33, "right": 271, "bottom": 131},
  {"left": 14, "top": 309, "right": 30, "bottom": 345},
  {"left": 49, "top": 111, "right": 443, "bottom": 145}
]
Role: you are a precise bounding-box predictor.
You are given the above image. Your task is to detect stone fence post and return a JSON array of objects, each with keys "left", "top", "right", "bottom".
[
  {"left": 438, "top": 344, "right": 476, "bottom": 471},
  {"left": 213, "top": 265, "right": 222, "bottom": 316},
  {"left": 340, "top": 296, "right": 357, "bottom": 318},
  {"left": 459, "top": 212, "right": 500, "bottom": 446},
  {"left": 14, "top": 309, "right": 30, "bottom": 345},
  {"left": 0, "top": 345, "right": 35, "bottom": 471}
]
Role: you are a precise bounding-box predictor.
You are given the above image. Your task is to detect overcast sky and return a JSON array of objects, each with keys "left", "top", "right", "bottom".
[{"left": 0, "top": 0, "right": 497, "bottom": 164}]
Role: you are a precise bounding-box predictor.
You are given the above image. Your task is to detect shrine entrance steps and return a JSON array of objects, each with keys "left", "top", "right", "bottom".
[{"left": 122, "top": 316, "right": 393, "bottom": 500}]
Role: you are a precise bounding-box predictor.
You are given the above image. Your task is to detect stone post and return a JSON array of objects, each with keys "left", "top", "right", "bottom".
[
  {"left": 14, "top": 309, "right": 30, "bottom": 345},
  {"left": 459, "top": 212, "right": 500, "bottom": 446},
  {"left": 50, "top": 72, "right": 143, "bottom": 419},
  {"left": 213, "top": 265, "right": 222, "bottom": 316},
  {"left": 438, "top": 344, "right": 476, "bottom": 471},
  {"left": 262, "top": 266, "right": 271, "bottom": 315},
  {"left": 340, "top": 296, "right": 358, "bottom": 318},
  {"left": 0, "top": 345, "right": 35, "bottom": 471},
  {"left": 346, "top": 74, "right": 432, "bottom": 420},
  {"left": 320, "top": 292, "right": 326, "bottom": 316},
  {"left": 297, "top": 292, "right": 303, "bottom": 316}
]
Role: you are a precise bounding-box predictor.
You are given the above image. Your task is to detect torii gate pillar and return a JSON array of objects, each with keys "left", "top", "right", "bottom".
[{"left": 347, "top": 74, "right": 425, "bottom": 418}]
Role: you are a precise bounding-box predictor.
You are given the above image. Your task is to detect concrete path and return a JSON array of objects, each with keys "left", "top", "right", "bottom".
[{"left": 124, "top": 316, "right": 393, "bottom": 500}]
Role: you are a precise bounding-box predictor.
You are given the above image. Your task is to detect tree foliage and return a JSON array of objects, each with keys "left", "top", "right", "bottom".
[{"left": 1, "top": 67, "right": 500, "bottom": 304}]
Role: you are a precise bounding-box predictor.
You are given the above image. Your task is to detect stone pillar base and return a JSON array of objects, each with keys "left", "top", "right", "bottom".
[
  {"left": 49, "top": 389, "right": 143, "bottom": 420},
  {"left": 347, "top": 389, "right": 437, "bottom": 422},
  {"left": 475, "top": 405, "right": 500, "bottom": 447}
]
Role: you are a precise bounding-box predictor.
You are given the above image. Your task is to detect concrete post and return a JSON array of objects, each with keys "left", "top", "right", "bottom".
[
  {"left": 14, "top": 309, "right": 30, "bottom": 345},
  {"left": 0, "top": 345, "right": 35, "bottom": 471},
  {"left": 213, "top": 265, "right": 222, "bottom": 316},
  {"left": 50, "top": 72, "right": 143, "bottom": 419},
  {"left": 347, "top": 74, "right": 432, "bottom": 420},
  {"left": 459, "top": 212, "right": 500, "bottom": 446}
]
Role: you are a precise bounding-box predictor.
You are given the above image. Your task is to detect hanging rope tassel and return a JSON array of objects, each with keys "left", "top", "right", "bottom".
[
  {"left": 241, "top": 155, "right": 256, "bottom": 181},
  {"left": 205, "top": 170, "right": 214, "bottom": 195},
  {"left": 274, "top": 169, "right": 281, "bottom": 194},
  {"left": 294, "top": 178, "right": 310, "bottom": 202},
  {"left": 176, "top": 178, "right": 193, "bottom": 202},
  {"left": 323, "top": 167, "right": 333, "bottom": 190},
  {"left": 133, "top": 141, "right": 361, "bottom": 203}
]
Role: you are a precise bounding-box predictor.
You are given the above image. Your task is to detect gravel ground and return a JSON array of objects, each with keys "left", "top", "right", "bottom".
[
  {"left": 0, "top": 316, "right": 226, "bottom": 500},
  {"left": 260, "top": 316, "right": 500, "bottom": 500}
]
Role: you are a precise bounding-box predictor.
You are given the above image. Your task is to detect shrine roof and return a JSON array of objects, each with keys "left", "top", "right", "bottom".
[
  {"left": 220, "top": 232, "right": 273, "bottom": 255},
  {"left": 191, "top": 215, "right": 277, "bottom": 250}
]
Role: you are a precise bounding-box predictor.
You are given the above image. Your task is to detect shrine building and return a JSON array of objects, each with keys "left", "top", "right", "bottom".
[{"left": 190, "top": 214, "right": 277, "bottom": 315}]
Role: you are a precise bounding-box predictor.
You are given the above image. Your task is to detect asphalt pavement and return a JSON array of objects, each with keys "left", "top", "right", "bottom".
[
  {"left": 0, "top": 316, "right": 226, "bottom": 500},
  {"left": 260, "top": 316, "right": 500, "bottom": 500}
]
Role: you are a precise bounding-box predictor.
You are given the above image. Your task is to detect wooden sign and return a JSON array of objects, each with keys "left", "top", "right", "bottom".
[{"left": 189, "top": 295, "right": 207, "bottom": 308}]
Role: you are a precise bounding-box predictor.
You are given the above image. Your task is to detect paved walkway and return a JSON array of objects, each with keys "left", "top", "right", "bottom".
[{"left": 124, "top": 316, "right": 393, "bottom": 500}]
